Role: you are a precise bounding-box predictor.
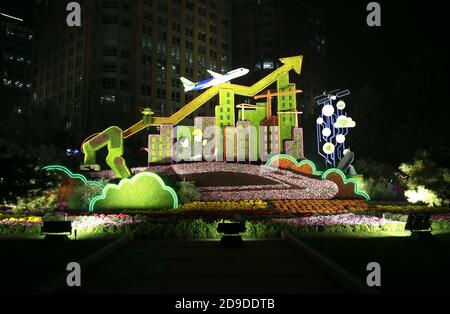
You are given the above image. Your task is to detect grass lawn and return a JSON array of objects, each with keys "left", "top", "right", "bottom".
[
  {"left": 0, "top": 237, "right": 111, "bottom": 293},
  {"left": 297, "top": 231, "right": 450, "bottom": 294}
]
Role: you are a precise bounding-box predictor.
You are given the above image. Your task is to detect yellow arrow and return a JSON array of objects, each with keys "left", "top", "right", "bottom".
[{"left": 124, "top": 56, "right": 303, "bottom": 138}]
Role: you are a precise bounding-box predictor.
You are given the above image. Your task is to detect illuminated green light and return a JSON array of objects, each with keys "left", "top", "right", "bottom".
[
  {"left": 321, "top": 168, "right": 371, "bottom": 201},
  {"left": 334, "top": 116, "right": 356, "bottom": 129},
  {"left": 405, "top": 186, "right": 441, "bottom": 207},
  {"left": 43, "top": 165, "right": 104, "bottom": 188},
  {"left": 323, "top": 142, "right": 335, "bottom": 154},
  {"left": 336, "top": 100, "right": 346, "bottom": 110},
  {"left": 89, "top": 172, "right": 179, "bottom": 212}
]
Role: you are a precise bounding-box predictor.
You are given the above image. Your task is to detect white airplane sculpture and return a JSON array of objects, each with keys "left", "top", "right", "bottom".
[{"left": 180, "top": 68, "right": 249, "bottom": 92}]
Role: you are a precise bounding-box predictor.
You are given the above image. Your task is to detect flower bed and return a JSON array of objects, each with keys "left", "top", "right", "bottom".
[
  {"left": 430, "top": 214, "right": 450, "bottom": 230},
  {"left": 271, "top": 200, "right": 372, "bottom": 214},
  {"left": 374, "top": 204, "right": 450, "bottom": 213},
  {"left": 276, "top": 213, "right": 402, "bottom": 226},
  {"left": 2, "top": 208, "right": 450, "bottom": 238},
  {"left": 49, "top": 214, "right": 144, "bottom": 235},
  {"left": 276, "top": 213, "right": 406, "bottom": 233},
  {"left": 95, "top": 163, "right": 338, "bottom": 200},
  {"left": 0, "top": 215, "right": 43, "bottom": 224},
  {"left": 0, "top": 215, "right": 43, "bottom": 234},
  {"left": 180, "top": 200, "right": 268, "bottom": 211}
]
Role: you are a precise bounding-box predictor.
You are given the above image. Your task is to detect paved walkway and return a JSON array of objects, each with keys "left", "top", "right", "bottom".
[{"left": 71, "top": 239, "right": 345, "bottom": 294}]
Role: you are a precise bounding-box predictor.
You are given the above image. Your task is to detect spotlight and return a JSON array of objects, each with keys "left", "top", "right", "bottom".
[
  {"left": 41, "top": 221, "right": 74, "bottom": 241},
  {"left": 217, "top": 222, "right": 246, "bottom": 247},
  {"left": 405, "top": 213, "right": 433, "bottom": 240}
]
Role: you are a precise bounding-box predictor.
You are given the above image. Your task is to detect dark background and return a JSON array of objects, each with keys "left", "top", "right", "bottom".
[{"left": 6, "top": 0, "right": 446, "bottom": 91}]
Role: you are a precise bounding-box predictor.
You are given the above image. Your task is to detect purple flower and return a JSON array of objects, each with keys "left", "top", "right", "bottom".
[{"left": 273, "top": 214, "right": 404, "bottom": 227}]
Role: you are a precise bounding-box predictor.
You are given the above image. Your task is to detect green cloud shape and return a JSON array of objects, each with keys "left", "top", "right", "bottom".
[
  {"left": 334, "top": 116, "right": 356, "bottom": 128},
  {"left": 89, "top": 172, "right": 178, "bottom": 212}
]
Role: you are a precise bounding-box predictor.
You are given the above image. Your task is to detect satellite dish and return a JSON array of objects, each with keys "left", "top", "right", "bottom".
[{"left": 337, "top": 151, "right": 355, "bottom": 172}]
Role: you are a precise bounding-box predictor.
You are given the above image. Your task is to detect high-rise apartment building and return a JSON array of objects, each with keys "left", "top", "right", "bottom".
[
  {"left": 231, "top": 0, "right": 327, "bottom": 118},
  {"left": 0, "top": 12, "right": 34, "bottom": 118},
  {"left": 34, "top": 0, "right": 232, "bottom": 139}
]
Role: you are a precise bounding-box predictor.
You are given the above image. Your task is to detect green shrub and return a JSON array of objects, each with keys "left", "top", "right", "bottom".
[
  {"left": 13, "top": 191, "right": 58, "bottom": 213},
  {"left": 354, "top": 159, "right": 405, "bottom": 201},
  {"left": 354, "top": 159, "right": 396, "bottom": 180},
  {"left": 244, "top": 222, "right": 281, "bottom": 238},
  {"left": 361, "top": 177, "right": 402, "bottom": 200},
  {"left": 0, "top": 224, "right": 41, "bottom": 235},
  {"left": 177, "top": 180, "right": 201, "bottom": 204},
  {"left": 133, "top": 220, "right": 220, "bottom": 239},
  {"left": 43, "top": 212, "right": 67, "bottom": 221},
  {"left": 399, "top": 151, "right": 450, "bottom": 207},
  {"left": 68, "top": 182, "right": 105, "bottom": 211},
  {"left": 431, "top": 221, "right": 450, "bottom": 231}
]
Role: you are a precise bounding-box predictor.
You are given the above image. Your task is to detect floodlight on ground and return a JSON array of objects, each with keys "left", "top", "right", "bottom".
[
  {"left": 217, "top": 222, "right": 246, "bottom": 247},
  {"left": 405, "top": 213, "right": 433, "bottom": 240}
]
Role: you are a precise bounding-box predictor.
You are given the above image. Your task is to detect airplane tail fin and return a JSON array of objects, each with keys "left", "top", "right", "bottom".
[{"left": 180, "top": 77, "right": 195, "bottom": 92}]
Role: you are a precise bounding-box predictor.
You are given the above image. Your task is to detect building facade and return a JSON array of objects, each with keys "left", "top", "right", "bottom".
[
  {"left": 0, "top": 12, "right": 34, "bottom": 118},
  {"left": 231, "top": 0, "right": 328, "bottom": 117},
  {"left": 34, "top": 0, "right": 232, "bottom": 139}
]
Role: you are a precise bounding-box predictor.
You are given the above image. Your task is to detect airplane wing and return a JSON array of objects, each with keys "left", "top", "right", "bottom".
[
  {"left": 180, "top": 77, "right": 196, "bottom": 92},
  {"left": 207, "top": 70, "right": 223, "bottom": 79}
]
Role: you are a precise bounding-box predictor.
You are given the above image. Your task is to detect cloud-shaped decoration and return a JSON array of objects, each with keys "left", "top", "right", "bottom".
[
  {"left": 264, "top": 154, "right": 323, "bottom": 176},
  {"left": 89, "top": 172, "right": 178, "bottom": 212},
  {"left": 43, "top": 165, "right": 104, "bottom": 188},
  {"left": 321, "top": 169, "right": 370, "bottom": 201},
  {"left": 43, "top": 165, "right": 106, "bottom": 206},
  {"left": 334, "top": 116, "right": 356, "bottom": 128}
]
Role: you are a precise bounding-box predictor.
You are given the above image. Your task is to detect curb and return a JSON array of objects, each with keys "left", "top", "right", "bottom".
[{"left": 282, "top": 230, "right": 378, "bottom": 294}]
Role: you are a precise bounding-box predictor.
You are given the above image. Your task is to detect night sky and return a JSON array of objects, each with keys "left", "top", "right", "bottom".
[
  {"left": 322, "top": 0, "right": 447, "bottom": 91},
  {"left": 3, "top": 0, "right": 446, "bottom": 93}
]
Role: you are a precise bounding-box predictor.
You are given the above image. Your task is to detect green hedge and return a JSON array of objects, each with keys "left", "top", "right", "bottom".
[
  {"left": 1, "top": 219, "right": 448, "bottom": 238},
  {"left": 0, "top": 224, "right": 41, "bottom": 235}
]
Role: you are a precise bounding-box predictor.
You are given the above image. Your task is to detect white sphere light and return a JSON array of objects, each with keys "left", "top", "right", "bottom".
[
  {"left": 322, "top": 128, "right": 332, "bottom": 137},
  {"left": 316, "top": 117, "right": 324, "bottom": 125},
  {"left": 337, "top": 101, "right": 346, "bottom": 110},
  {"left": 336, "top": 134, "right": 346, "bottom": 144},
  {"left": 343, "top": 149, "right": 350, "bottom": 155},
  {"left": 322, "top": 105, "right": 334, "bottom": 117},
  {"left": 323, "top": 143, "right": 335, "bottom": 155}
]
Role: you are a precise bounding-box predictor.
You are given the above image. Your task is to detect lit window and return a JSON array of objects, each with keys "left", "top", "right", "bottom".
[
  {"left": 100, "top": 95, "right": 116, "bottom": 104},
  {"left": 263, "top": 61, "right": 274, "bottom": 70}
]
